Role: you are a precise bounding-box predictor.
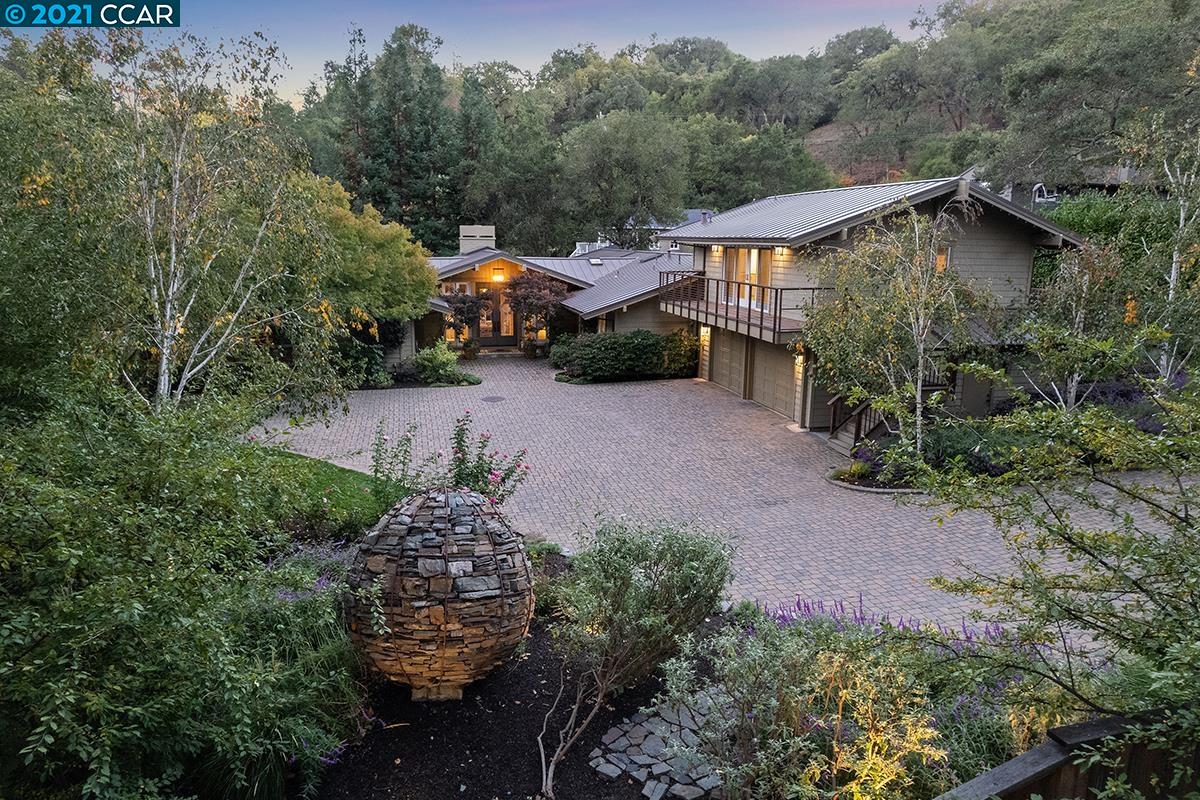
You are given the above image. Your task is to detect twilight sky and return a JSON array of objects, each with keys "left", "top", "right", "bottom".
[{"left": 178, "top": 0, "right": 922, "bottom": 100}]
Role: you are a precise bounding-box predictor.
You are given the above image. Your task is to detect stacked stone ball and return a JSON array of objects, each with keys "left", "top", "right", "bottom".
[{"left": 345, "top": 489, "right": 534, "bottom": 700}]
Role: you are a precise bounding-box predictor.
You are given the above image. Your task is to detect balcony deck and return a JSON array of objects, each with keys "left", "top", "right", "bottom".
[{"left": 658, "top": 272, "right": 832, "bottom": 344}]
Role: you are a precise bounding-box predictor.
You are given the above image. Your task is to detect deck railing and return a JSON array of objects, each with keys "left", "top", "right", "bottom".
[
  {"left": 658, "top": 271, "right": 833, "bottom": 341},
  {"left": 935, "top": 713, "right": 1199, "bottom": 800}
]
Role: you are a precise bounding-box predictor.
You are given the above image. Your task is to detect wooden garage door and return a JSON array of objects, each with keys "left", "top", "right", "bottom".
[
  {"left": 750, "top": 340, "right": 796, "bottom": 418},
  {"left": 709, "top": 329, "right": 746, "bottom": 397}
]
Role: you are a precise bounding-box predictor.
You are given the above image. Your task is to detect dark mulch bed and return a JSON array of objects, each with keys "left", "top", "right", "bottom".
[{"left": 315, "top": 619, "right": 655, "bottom": 800}]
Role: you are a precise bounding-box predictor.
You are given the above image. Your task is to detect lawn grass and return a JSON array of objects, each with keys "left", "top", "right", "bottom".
[{"left": 264, "top": 449, "right": 388, "bottom": 539}]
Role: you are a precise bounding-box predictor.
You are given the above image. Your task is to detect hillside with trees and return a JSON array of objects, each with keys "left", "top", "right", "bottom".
[{"left": 290, "top": 0, "right": 1199, "bottom": 255}]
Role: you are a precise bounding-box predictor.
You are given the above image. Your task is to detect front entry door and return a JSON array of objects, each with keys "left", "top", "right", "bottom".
[{"left": 474, "top": 285, "right": 517, "bottom": 346}]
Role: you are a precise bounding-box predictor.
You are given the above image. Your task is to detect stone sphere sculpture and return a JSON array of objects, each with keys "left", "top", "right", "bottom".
[{"left": 345, "top": 489, "right": 534, "bottom": 700}]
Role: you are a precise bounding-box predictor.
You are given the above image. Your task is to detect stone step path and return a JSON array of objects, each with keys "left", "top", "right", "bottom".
[{"left": 588, "top": 705, "right": 722, "bottom": 799}]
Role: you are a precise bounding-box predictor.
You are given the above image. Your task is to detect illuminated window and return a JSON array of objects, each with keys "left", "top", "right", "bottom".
[{"left": 935, "top": 247, "right": 951, "bottom": 273}]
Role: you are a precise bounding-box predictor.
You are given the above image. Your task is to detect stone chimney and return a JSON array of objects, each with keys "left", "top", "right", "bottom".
[{"left": 459, "top": 224, "right": 496, "bottom": 255}]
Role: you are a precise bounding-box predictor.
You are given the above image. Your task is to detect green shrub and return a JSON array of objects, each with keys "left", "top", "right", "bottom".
[
  {"left": 536, "top": 521, "right": 731, "bottom": 797},
  {"left": 526, "top": 539, "right": 566, "bottom": 617},
  {"left": 841, "top": 459, "right": 874, "bottom": 481},
  {"left": 556, "top": 521, "right": 730, "bottom": 681},
  {"left": 0, "top": 396, "right": 364, "bottom": 800},
  {"left": 661, "top": 329, "right": 701, "bottom": 377},
  {"left": 413, "top": 340, "right": 462, "bottom": 385},
  {"left": 548, "top": 334, "right": 576, "bottom": 369},
  {"left": 921, "top": 420, "right": 1037, "bottom": 477},
  {"left": 549, "top": 329, "right": 699, "bottom": 382}
]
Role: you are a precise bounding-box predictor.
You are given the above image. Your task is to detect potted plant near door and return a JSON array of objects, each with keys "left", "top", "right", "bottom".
[
  {"left": 442, "top": 291, "right": 491, "bottom": 360},
  {"left": 507, "top": 272, "right": 570, "bottom": 359}
]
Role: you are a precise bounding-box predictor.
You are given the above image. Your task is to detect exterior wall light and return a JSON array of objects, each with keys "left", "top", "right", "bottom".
[{"left": 492, "top": 265, "right": 506, "bottom": 282}]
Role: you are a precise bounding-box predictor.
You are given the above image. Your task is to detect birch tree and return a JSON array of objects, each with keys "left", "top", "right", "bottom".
[
  {"left": 1124, "top": 109, "right": 1200, "bottom": 387},
  {"left": 104, "top": 31, "right": 325, "bottom": 407},
  {"left": 1020, "top": 244, "right": 1135, "bottom": 412},
  {"left": 798, "top": 200, "right": 976, "bottom": 455}
]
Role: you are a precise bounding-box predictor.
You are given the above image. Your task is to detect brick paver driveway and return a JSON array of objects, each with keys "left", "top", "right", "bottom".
[{"left": 273, "top": 358, "right": 1009, "bottom": 622}]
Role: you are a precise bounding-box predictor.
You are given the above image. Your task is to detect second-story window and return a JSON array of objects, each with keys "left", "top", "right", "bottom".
[{"left": 723, "top": 248, "right": 773, "bottom": 306}]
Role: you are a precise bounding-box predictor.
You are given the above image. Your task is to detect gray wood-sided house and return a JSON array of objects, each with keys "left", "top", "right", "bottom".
[
  {"left": 656, "top": 175, "right": 1083, "bottom": 453},
  {"left": 408, "top": 177, "right": 1081, "bottom": 454}
]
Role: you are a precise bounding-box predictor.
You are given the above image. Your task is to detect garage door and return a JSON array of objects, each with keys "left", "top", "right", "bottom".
[
  {"left": 709, "top": 329, "right": 746, "bottom": 397},
  {"left": 749, "top": 340, "right": 796, "bottom": 418}
]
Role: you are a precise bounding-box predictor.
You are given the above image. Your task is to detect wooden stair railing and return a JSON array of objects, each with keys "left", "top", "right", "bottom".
[{"left": 827, "top": 395, "right": 887, "bottom": 446}]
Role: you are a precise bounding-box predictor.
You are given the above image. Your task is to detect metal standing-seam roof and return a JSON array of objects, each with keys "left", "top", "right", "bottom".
[
  {"left": 664, "top": 176, "right": 1083, "bottom": 247},
  {"left": 561, "top": 252, "right": 694, "bottom": 319},
  {"left": 521, "top": 256, "right": 632, "bottom": 286}
]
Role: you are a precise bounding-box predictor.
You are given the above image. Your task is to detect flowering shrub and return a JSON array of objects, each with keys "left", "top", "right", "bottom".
[
  {"left": 370, "top": 420, "right": 434, "bottom": 508},
  {"left": 368, "top": 411, "right": 530, "bottom": 506},
  {"left": 447, "top": 410, "right": 531, "bottom": 504}
]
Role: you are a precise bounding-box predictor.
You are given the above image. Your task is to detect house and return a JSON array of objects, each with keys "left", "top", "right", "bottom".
[
  {"left": 399, "top": 226, "right": 694, "bottom": 359},
  {"left": 657, "top": 175, "right": 1084, "bottom": 453}
]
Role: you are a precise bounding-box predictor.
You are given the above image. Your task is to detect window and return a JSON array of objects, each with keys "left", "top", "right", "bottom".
[
  {"left": 500, "top": 293, "right": 514, "bottom": 337},
  {"left": 477, "top": 286, "right": 494, "bottom": 337},
  {"left": 723, "top": 248, "right": 773, "bottom": 306},
  {"left": 935, "top": 247, "right": 951, "bottom": 273}
]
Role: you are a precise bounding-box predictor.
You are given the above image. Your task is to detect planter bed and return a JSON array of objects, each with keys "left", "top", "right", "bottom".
[
  {"left": 314, "top": 618, "right": 651, "bottom": 800},
  {"left": 368, "top": 372, "right": 483, "bottom": 390},
  {"left": 824, "top": 470, "right": 923, "bottom": 495},
  {"left": 553, "top": 371, "right": 688, "bottom": 385}
]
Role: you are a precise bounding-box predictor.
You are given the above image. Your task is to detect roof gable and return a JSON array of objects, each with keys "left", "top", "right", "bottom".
[{"left": 434, "top": 249, "right": 597, "bottom": 288}]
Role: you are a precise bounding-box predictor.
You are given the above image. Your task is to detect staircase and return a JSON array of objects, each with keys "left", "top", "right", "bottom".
[
  {"left": 821, "top": 397, "right": 888, "bottom": 456},
  {"left": 819, "top": 366, "right": 953, "bottom": 457}
]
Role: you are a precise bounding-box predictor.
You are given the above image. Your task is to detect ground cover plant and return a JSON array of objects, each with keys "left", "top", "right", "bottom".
[
  {"left": 660, "top": 601, "right": 1019, "bottom": 800},
  {"left": 549, "top": 330, "right": 699, "bottom": 383}
]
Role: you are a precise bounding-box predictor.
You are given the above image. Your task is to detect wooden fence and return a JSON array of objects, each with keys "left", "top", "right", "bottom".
[{"left": 936, "top": 715, "right": 1199, "bottom": 800}]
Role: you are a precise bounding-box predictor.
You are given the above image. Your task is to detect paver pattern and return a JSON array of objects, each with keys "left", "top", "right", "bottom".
[{"left": 271, "top": 358, "right": 1010, "bottom": 622}]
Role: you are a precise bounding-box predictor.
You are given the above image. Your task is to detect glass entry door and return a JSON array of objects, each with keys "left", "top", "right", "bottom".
[{"left": 474, "top": 286, "right": 518, "bottom": 346}]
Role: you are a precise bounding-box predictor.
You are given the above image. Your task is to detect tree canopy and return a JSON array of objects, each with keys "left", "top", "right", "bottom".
[{"left": 290, "top": 2, "right": 1199, "bottom": 256}]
